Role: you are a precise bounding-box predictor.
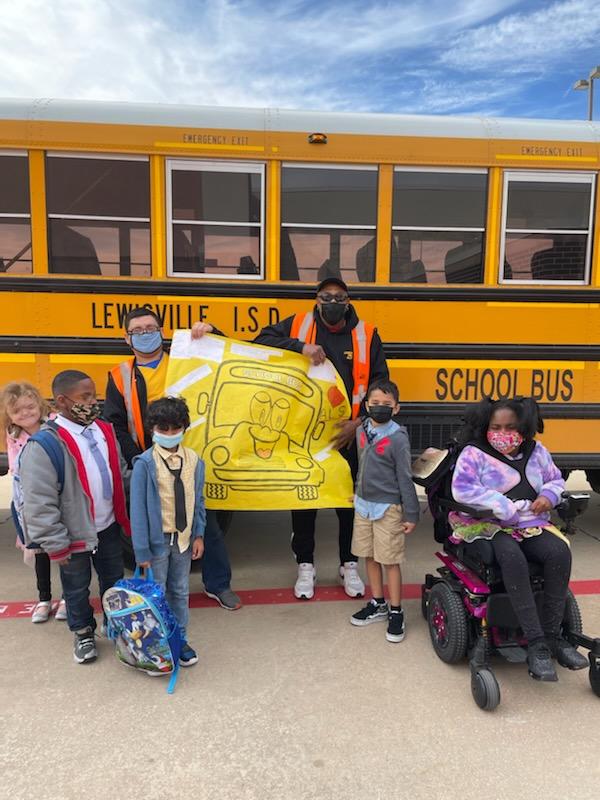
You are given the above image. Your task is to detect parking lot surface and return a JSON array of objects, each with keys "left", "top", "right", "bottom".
[{"left": 2, "top": 474, "right": 600, "bottom": 800}]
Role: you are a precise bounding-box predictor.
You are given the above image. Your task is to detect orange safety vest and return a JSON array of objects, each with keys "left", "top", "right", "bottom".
[
  {"left": 109, "top": 357, "right": 147, "bottom": 450},
  {"left": 290, "top": 311, "right": 374, "bottom": 419}
]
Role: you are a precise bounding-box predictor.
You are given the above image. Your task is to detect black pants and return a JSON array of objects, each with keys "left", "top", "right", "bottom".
[
  {"left": 59, "top": 522, "right": 124, "bottom": 632},
  {"left": 35, "top": 552, "right": 52, "bottom": 602},
  {"left": 291, "top": 444, "right": 358, "bottom": 565},
  {"left": 491, "top": 530, "right": 572, "bottom": 643}
]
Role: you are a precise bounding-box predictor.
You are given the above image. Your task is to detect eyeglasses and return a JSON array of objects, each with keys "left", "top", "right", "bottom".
[
  {"left": 317, "top": 293, "right": 348, "bottom": 304},
  {"left": 127, "top": 325, "right": 160, "bottom": 336}
]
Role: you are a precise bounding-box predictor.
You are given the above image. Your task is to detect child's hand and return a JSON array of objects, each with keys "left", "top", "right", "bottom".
[
  {"left": 138, "top": 561, "right": 152, "bottom": 568},
  {"left": 531, "top": 495, "right": 553, "bottom": 514},
  {"left": 400, "top": 522, "right": 417, "bottom": 535},
  {"left": 57, "top": 556, "right": 70, "bottom": 566},
  {"left": 192, "top": 538, "right": 205, "bottom": 560}
]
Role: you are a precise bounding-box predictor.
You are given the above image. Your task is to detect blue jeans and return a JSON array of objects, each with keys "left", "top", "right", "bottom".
[
  {"left": 59, "top": 522, "right": 124, "bottom": 632},
  {"left": 201, "top": 511, "right": 232, "bottom": 594},
  {"left": 152, "top": 534, "right": 192, "bottom": 634}
]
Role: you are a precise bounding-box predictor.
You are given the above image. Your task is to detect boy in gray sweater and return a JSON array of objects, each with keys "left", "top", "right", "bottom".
[{"left": 350, "top": 379, "right": 420, "bottom": 643}]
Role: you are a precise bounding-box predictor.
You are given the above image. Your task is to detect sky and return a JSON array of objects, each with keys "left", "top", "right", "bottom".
[{"left": 1, "top": 0, "right": 599, "bottom": 119}]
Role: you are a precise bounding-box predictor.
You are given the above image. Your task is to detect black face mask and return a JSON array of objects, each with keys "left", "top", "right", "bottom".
[
  {"left": 368, "top": 405, "right": 394, "bottom": 424},
  {"left": 319, "top": 302, "right": 347, "bottom": 325}
]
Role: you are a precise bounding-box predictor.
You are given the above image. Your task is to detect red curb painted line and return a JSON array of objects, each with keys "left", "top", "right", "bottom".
[{"left": 1, "top": 579, "right": 599, "bottom": 619}]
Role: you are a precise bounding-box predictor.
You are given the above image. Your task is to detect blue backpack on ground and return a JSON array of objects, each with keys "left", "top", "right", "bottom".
[{"left": 102, "top": 567, "right": 184, "bottom": 694}]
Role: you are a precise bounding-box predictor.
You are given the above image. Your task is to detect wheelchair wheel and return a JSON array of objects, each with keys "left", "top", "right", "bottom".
[
  {"left": 471, "top": 669, "right": 501, "bottom": 711},
  {"left": 427, "top": 582, "right": 468, "bottom": 664},
  {"left": 562, "top": 589, "right": 583, "bottom": 636},
  {"left": 588, "top": 656, "right": 600, "bottom": 697}
]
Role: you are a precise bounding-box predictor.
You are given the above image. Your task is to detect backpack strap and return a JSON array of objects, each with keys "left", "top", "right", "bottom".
[{"left": 29, "top": 429, "right": 65, "bottom": 494}]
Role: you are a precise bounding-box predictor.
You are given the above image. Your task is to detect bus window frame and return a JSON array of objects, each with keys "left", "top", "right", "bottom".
[
  {"left": 499, "top": 170, "right": 596, "bottom": 286},
  {"left": 391, "top": 166, "right": 488, "bottom": 285},
  {"left": 45, "top": 151, "right": 151, "bottom": 278},
  {"left": 166, "top": 158, "right": 265, "bottom": 281},
  {"left": 280, "top": 161, "right": 379, "bottom": 284},
  {"left": 0, "top": 150, "right": 32, "bottom": 274}
]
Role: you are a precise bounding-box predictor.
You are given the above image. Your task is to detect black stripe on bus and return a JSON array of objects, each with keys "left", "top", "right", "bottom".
[
  {"left": 400, "top": 401, "right": 600, "bottom": 419},
  {"left": 1, "top": 276, "right": 600, "bottom": 303},
  {"left": 2, "top": 336, "right": 600, "bottom": 362}
]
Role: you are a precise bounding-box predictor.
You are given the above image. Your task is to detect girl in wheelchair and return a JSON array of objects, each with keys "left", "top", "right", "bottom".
[{"left": 450, "top": 396, "right": 587, "bottom": 681}]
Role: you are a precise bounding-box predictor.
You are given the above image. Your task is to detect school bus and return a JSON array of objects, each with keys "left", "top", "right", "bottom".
[{"left": 0, "top": 98, "right": 599, "bottom": 486}]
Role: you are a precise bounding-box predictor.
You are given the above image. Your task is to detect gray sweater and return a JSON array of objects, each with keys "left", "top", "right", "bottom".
[{"left": 355, "top": 422, "right": 420, "bottom": 524}]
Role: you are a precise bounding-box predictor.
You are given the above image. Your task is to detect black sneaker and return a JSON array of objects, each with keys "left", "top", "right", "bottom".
[
  {"left": 351, "top": 599, "right": 388, "bottom": 627},
  {"left": 547, "top": 637, "right": 588, "bottom": 670},
  {"left": 386, "top": 610, "right": 405, "bottom": 643},
  {"left": 527, "top": 640, "right": 558, "bottom": 682},
  {"left": 180, "top": 643, "right": 198, "bottom": 667},
  {"left": 73, "top": 628, "right": 97, "bottom": 664}
]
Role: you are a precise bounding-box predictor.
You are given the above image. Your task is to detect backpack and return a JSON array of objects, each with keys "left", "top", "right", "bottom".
[
  {"left": 14, "top": 429, "right": 65, "bottom": 546},
  {"left": 102, "top": 567, "right": 184, "bottom": 694},
  {"left": 412, "top": 441, "right": 462, "bottom": 543}
]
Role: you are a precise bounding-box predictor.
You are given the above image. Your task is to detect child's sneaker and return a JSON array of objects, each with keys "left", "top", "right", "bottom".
[
  {"left": 180, "top": 643, "right": 198, "bottom": 667},
  {"left": 339, "top": 562, "right": 365, "bottom": 598},
  {"left": 351, "top": 599, "right": 388, "bottom": 626},
  {"left": 31, "top": 601, "right": 52, "bottom": 623},
  {"left": 54, "top": 599, "right": 67, "bottom": 621},
  {"left": 386, "top": 610, "right": 405, "bottom": 643},
  {"left": 294, "top": 563, "right": 316, "bottom": 600},
  {"left": 73, "top": 628, "right": 97, "bottom": 663}
]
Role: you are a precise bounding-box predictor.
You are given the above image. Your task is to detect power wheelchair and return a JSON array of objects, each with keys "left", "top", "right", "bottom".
[{"left": 416, "top": 448, "right": 600, "bottom": 711}]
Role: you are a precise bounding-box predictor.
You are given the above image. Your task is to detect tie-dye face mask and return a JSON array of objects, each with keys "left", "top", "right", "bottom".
[{"left": 486, "top": 429, "right": 523, "bottom": 455}]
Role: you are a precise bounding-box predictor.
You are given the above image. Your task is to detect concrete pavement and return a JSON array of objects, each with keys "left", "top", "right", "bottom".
[{"left": 2, "top": 473, "right": 600, "bottom": 800}]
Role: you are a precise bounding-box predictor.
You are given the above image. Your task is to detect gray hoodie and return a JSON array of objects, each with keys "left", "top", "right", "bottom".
[{"left": 355, "top": 421, "right": 420, "bottom": 524}]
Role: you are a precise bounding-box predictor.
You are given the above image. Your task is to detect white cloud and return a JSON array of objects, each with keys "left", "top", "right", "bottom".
[{"left": 440, "top": 0, "right": 600, "bottom": 73}]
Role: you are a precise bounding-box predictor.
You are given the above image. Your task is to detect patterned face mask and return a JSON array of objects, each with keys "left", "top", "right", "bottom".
[
  {"left": 486, "top": 429, "right": 523, "bottom": 454},
  {"left": 68, "top": 400, "right": 102, "bottom": 425}
]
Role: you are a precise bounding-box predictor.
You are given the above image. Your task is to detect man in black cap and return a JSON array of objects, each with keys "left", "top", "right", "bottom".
[{"left": 255, "top": 278, "right": 389, "bottom": 599}]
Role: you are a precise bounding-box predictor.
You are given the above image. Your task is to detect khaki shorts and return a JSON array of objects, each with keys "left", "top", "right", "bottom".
[{"left": 351, "top": 504, "right": 406, "bottom": 565}]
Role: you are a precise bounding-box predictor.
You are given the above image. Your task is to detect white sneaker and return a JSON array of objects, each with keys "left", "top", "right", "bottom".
[
  {"left": 339, "top": 562, "right": 365, "bottom": 598},
  {"left": 54, "top": 599, "right": 67, "bottom": 621},
  {"left": 31, "top": 601, "right": 52, "bottom": 623},
  {"left": 294, "top": 563, "right": 316, "bottom": 600}
]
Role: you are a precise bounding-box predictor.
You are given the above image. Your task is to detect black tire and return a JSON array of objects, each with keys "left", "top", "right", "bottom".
[
  {"left": 421, "top": 585, "right": 429, "bottom": 620},
  {"left": 588, "top": 658, "right": 600, "bottom": 697},
  {"left": 585, "top": 469, "right": 600, "bottom": 494},
  {"left": 427, "top": 582, "right": 469, "bottom": 664},
  {"left": 216, "top": 510, "right": 234, "bottom": 535},
  {"left": 121, "top": 527, "right": 135, "bottom": 572},
  {"left": 471, "top": 669, "right": 501, "bottom": 711},
  {"left": 562, "top": 589, "right": 583, "bottom": 637}
]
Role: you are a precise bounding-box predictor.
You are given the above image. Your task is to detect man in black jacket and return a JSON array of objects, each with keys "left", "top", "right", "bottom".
[
  {"left": 104, "top": 307, "right": 242, "bottom": 611},
  {"left": 255, "top": 278, "right": 389, "bottom": 600}
]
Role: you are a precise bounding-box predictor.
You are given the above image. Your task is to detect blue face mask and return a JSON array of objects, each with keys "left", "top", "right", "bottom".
[
  {"left": 131, "top": 330, "right": 162, "bottom": 354},
  {"left": 153, "top": 431, "right": 184, "bottom": 448}
]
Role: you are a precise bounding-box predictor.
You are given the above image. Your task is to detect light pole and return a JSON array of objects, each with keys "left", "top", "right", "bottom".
[{"left": 574, "top": 66, "right": 600, "bottom": 120}]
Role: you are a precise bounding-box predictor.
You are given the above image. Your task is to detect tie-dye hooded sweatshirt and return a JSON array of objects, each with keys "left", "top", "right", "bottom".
[{"left": 451, "top": 440, "right": 565, "bottom": 529}]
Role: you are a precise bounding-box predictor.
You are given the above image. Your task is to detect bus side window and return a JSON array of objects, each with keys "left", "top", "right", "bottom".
[{"left": 46, "top": 155, "right": 151, "bottom": 277}]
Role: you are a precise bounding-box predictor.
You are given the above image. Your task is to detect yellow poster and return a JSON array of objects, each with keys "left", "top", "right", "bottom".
[{"left": 165, "top": 332, "right": 354, "bottom": 511}]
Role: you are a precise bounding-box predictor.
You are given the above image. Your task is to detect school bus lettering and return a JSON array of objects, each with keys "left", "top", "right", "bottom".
[
  {"left": 91, "top": 301, "right": 209, "bottom": 331},
  {"left": 435, "top": 368, "right": 574, "bottom": 403},
  {"left": 233, "top": 305, "right": 280, "bottom": 334}
]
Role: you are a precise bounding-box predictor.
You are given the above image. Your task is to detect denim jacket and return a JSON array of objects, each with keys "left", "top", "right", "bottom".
[{"left": 130, "top": 447, "right": 206, "bottom": 564}]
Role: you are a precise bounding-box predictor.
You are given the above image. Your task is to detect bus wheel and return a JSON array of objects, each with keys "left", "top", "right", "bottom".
[{"left": 585, "top": 470, "right": 600, "bottom": 494}]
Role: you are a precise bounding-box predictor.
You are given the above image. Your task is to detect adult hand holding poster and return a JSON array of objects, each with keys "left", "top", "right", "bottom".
[{"left": 165, "top": 332, "right": 354, "bottom": 511}]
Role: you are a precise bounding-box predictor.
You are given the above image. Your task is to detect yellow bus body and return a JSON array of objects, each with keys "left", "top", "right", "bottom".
[{"left": 1, "top": 99, "right": 600, "bottom": 473}]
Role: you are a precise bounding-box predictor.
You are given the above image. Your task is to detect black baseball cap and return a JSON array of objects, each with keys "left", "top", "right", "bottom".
[{"left": 316, "top": 277, "right": 349, "bottom": 295}]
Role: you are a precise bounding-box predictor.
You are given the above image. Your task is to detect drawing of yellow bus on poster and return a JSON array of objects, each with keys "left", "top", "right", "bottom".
[{"left": 165, "top": 333, "right": 354, "bottom": 511}]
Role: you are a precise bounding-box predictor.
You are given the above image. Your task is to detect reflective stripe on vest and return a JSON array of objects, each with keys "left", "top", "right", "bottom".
[
  {"left": 110, "top": 359, "right": 146, "bottom": 449},
  {"left": 290, "top": 311, "right": 374, "bottom": 419}
]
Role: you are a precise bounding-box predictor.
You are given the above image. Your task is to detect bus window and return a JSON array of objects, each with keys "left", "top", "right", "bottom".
[
  {"left": 46, "top": 155, "right": 150, "bottom": 277},
  {"left": 280, "top": 165, "right": 377, "bottom": 283},
  {"left": 167, "top": 160, "right": 264, "bottom": 279},
  {"left": 391, "top": 169, "right": 487, "bottom": 284},
  {"left": 501, "top": 172, "right": 595, "bottom": 283},
  {"left": 0, "top": 153, "right": 31, "bottom": 274}
]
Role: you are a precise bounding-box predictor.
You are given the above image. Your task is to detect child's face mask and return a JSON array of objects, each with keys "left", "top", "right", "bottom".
[
  {"left": 487, "top": 429, "right": 523, "bottom": 454},
  {"left": 67, "top": 399, "right": 102, "bottom": 426},
  {"left": 153, "top": 430, "right": 184, "bottom": 448}
]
